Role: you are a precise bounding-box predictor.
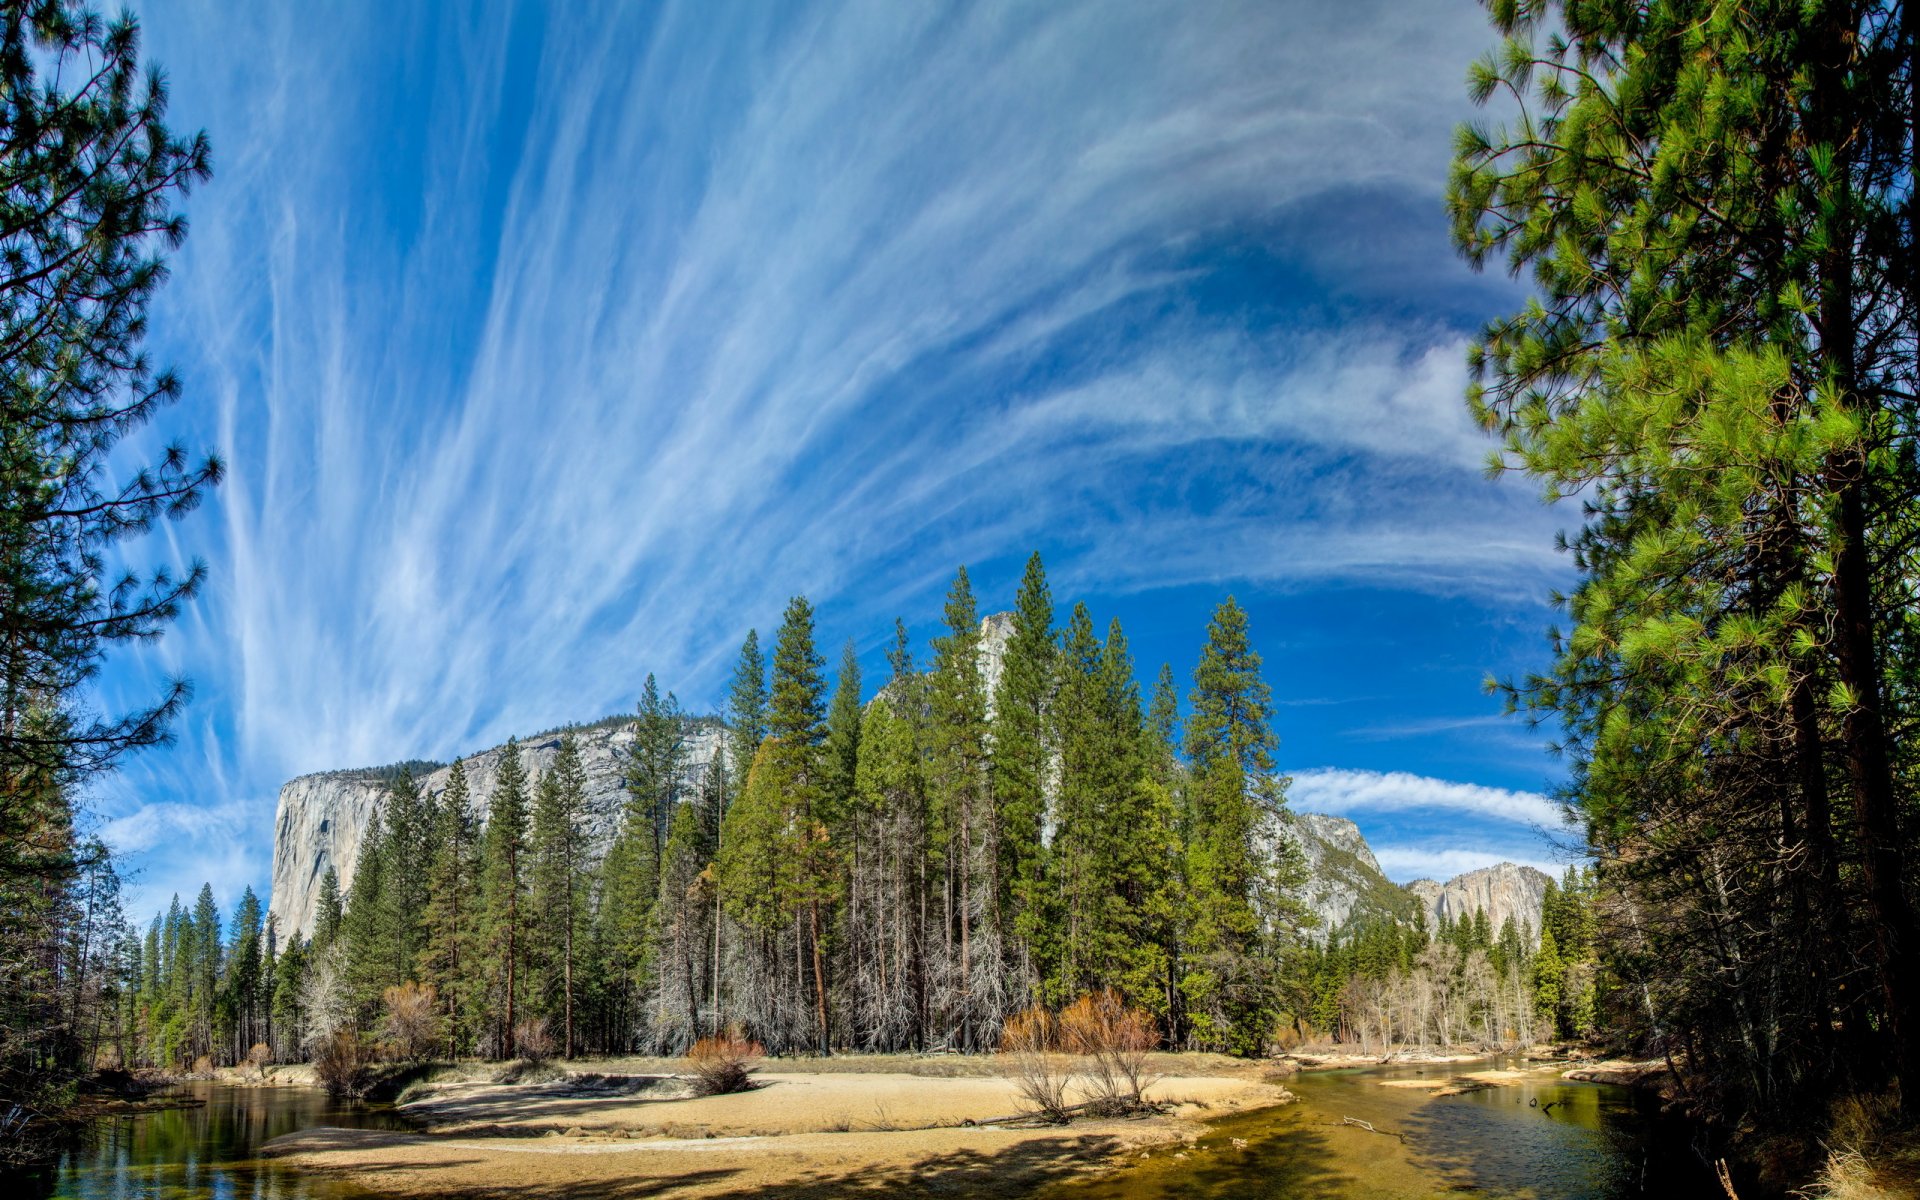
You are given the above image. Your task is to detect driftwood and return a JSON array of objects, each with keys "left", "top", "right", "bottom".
[{"left": 1323, "top": 1116, "right": 1406, "bottom": 1142}]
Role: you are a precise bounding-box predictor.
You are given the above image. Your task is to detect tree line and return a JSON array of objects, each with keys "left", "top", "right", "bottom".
[
  {"left": 1297, "top": 869, "right": 1599, "bottom": 1054},
  {"left": 229, "top": 558, "right": 1314, "bottom": 1062}
]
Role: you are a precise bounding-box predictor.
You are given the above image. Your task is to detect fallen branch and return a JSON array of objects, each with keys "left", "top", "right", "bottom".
[{"left": 1324, "top": 1116, "right": 1406, "bottom": 1142}]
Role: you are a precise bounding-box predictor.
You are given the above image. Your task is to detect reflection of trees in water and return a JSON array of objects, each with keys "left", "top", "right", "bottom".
[
  {"left": 1399, "top": 1081, "right": 1711, "bottom": 1199},
  {"left": 37, "top": 1083, "right": 409, "bottom": 1200}
]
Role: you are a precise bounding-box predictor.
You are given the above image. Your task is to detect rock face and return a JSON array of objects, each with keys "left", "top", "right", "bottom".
[
  {"left": 268, "top": 720, "right": 724, "bottom": 942},
  {"left": 1284, "top": 811, "right": 1420, "bottom": 938},
  {"left": 1403, "top": 862, "right": 1552, "bottom": 942}
]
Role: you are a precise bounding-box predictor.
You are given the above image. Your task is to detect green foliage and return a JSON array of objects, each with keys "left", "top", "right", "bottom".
[
  {"left": 478, "top": 739, "right": 532, "bottom": 1056},
  {"left": 992, "top": 553, "right": 1057, "bottom": 998},
  {"left": 1449, "top": 0, "right": 1920, "bottom": 1123}
]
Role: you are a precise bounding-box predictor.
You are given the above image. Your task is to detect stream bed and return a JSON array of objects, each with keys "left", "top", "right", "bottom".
[{"left": 1044, "top": 1058, "right": 1725, "bottom": 1199}]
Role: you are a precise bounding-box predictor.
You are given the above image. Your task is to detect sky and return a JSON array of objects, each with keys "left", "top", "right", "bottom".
[{"left": 90, "top": 0, "right": 1585, "bottom": 923}]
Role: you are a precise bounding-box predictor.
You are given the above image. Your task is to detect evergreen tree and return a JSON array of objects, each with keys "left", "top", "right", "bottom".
[
  {"left": 823, "top": 640, "right": 863, "bottom": 823},
  {"left": 479, "top": 739, "right": 532, "bottom": 1057},
  {"left": 769, "top": 595, "right": 832, "bottom": 1053},
  {"left": 990, "top": 552, "right": 1055, "bottom": 1005},
  {"left": 313, "top": 868, "right": 344, "bottom": 952},
  {"left": 725, "top": 630, "right": 769, "bottom": 804},
  {"left": 530, "top": 733, "right": 589, "bottom": 1056},
  {"left": 340, "top": 803, "right": 389, "bottom": 1013},
  {"left": 629, "top": 675, "right": 687, "bottom": 866},
  {"left": 190, "top": 885, "right": 221, "bottom": 1060},
  {"left": 1182, "top": 597, "right": 1289, "bottom": 1054},
  {"left": 1449, "top": 0, "right": 1920, "bottom": 1117},
  {"left": 419, "top": 759, "right": 478, "bottom": 1055},
  {"left": 227, "top": 888, "right": 265, "bottom": 1059},
  {"left": 927, "top": 568, "right": 994, "bottom": 1048}
]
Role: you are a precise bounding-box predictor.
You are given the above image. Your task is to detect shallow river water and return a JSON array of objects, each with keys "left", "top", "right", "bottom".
[
  {"left": 17, "top": 1081, "right": 408, "bottom": 1200},
  {"left": 1044, "top": 1058, "right": 1725, "bottom": 1199},
  {"left": 15, "top": 1062, "right": 1723, "bottom": 1199}
]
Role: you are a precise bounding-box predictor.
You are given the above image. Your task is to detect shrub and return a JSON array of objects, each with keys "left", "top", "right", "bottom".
[
  {"left": 312, "top": 1028, "right": 377, "bottom": 1100},
  {"left": 686, "top": 1026, "right": 763, "bottom": 1096},
  {"left": 515, "top": 1017, "right": 557, "bottom": 1064},
  {"left": 245, "top": 1042, "right": 272, "bottom": 1081},
  {"left": 1060, "top": 989, "right": 1161, "bottom": 1114},
  {"left": 1001, "top": 1005, "right": 1075, "bottom": 1122},
  {"left": 382, "top": 981, "right": 440, "bottom": 1062}
]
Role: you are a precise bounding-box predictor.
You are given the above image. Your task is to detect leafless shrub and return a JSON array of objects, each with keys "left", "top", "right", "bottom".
[
  {"left": 382, "top": 982, "right": 440, "bottom": 1062},
  {"left": 245, "top": 1042, "right": 272, "bottom": 1081},
  {"left": 514, "top": 1017, "right": 557, "bottom": 1064},
  {"left": 1001, "top": 1005, "right": 1075, "bottom": 1122},
  {"left": 1060, "top": 990, "right": 1161, "bottom": 1114},
  {"left": 190, "top": 1055, "right": 214, "bottom": 1078},
  {"left": 312, "top": 1028, "right": 377, "bottom": 1099},
  {"left": 686, "top": 1025, "right": 763, "bottom": 1096}
]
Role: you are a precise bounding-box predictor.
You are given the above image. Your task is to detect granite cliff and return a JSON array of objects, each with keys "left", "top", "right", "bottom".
[
  {"left": 1403, "top": 862, "right": 1553, "bottom": 940},
  {"left": 269, "top": 720, "right": 724, "bottom": 941}
]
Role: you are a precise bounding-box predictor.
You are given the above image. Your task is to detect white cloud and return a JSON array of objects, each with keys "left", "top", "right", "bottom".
[
  {"left": 1371, "top": 845, "right": 1567, "bottom": 884},
  {"left": 1288, "top": 767, "right": 1575, "bottom": 831}
]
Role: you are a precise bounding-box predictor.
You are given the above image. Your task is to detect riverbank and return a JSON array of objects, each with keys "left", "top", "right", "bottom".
[{"left": 264, "top": 1053, "right": 1290, "bottom": 1198}]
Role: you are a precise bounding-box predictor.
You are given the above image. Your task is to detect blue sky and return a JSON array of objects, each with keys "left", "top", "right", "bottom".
[{"left": 92, "top": 0, "right": 1582, "bottom": 923}]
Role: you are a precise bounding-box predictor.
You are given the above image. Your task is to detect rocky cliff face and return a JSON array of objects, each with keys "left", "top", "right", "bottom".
[
  {"left": 1404, "top": 862, "right": 1552, "bottom": 942},
  {"left": 268, "top": 721, "right": 724, "bottom": 941},
  {"left": 1284, "top": 811, "right": 1420, "bottom": 938}
]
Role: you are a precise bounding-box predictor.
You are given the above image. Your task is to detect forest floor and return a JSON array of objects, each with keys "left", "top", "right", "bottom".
[{"left": 264, "top": 1052, "right": 1290, "bottom": 1199}]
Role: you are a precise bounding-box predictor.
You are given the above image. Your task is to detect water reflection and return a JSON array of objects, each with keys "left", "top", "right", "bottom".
[
  {"left": 1046, "top": 1060, "right": 1720, "bottom": 1200},
  {"left": 15, "top": 1082, "right": 406, "bottom": 1200}
]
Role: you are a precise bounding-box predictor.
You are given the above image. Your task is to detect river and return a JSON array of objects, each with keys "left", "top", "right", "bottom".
[
  {"left": 14, "top": 1061, "right": 1722, "bottom": 1199},
  {"left": 16, "top": 1081, "right": 408, "bottom": 1200},
  {"left": 1044, "top": 1058, "right": 1726, "bottom": 1199}
]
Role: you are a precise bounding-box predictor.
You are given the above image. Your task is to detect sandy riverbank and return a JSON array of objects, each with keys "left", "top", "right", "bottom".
[{"left": 266, "top": 1053, "right": 1291, "bottom": 1198}]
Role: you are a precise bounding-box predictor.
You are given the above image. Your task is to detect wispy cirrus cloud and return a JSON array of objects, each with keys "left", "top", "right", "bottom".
[{"left": 89, "top": 0, "right": 1560, "bottom": 918}]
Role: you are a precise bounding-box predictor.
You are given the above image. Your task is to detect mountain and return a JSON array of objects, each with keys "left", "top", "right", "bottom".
[
  {"left": 268, "top": 719, "right": 724, "bottom": 941},
  {"left": 1284, "top": 811, "right": 1423, "bottom": 937},
  {"left": 1404, "top": 862, "right": 1553, "bottom": 940}
]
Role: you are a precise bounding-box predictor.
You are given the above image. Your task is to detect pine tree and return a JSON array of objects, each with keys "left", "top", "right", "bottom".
[
  {"left": 712, "top": 630, "right": 768, "bottom": 1030},
  {"left": 341, "top": 803, "right": 390, "bottom": 1014},
  {"left": 990, "top": 552, "right": 1055, "bottom": 1006},
  {"left": 189, "top": 885, "right": 221, "bottom": 1061},
  {"left": 1449, "top": 0, "right": 1920, "bottom": 1115},
  {"left": 629, "top": 675, "right": 687, "bottom": 867},
  {"left": 419, "top": 759, "right": 478, "bottom": 1055},
  {"left": 725, "top": 631, "right": 769, "bottom": 805},
  {"left": 227, "top": 888, "right": 265, "bottom": 1060},
  {"left": 769, "top": 595, "right": 832, "bottom": 1053},
  {"left": 479, "top": 739, "right": 532, "bottom": 1057},
  {"left": 378, "top": 769, "right": 432, "bottom": 987},
  {"left": 530, "top": 733, "right": 589, "bottom": 1056},
  {"left": 314, "top": 868, "right": 344, "bottom": 952},
  {"left": 927, "top": 568, "right": 994, "bottom": 1049},
  {"left": 823, "top": 640, "right": 863, "bottom": 823},
  {"left": 1182, "top": 597, "right": 1288, "bottom": 1055}
]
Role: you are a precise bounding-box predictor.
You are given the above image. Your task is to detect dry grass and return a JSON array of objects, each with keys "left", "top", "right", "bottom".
[{"left": 1799, "top": 1089, "right": 1920, "bottom": 1200}]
